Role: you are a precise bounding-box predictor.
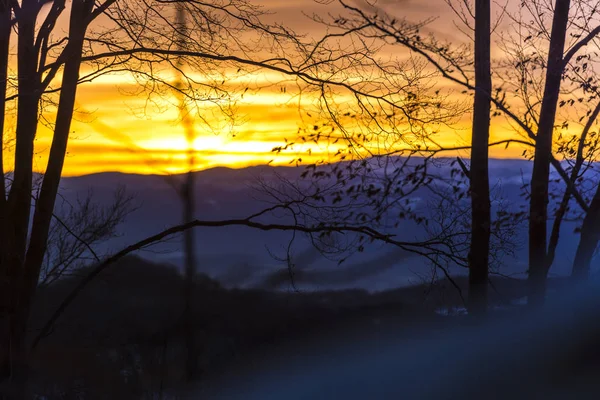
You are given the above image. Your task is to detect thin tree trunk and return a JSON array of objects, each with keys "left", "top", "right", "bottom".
[
  {"left": 572, "top": 184, "right": 600, "bottom": 280},
  {"left": 1, "top": 2, "right": 93, "bottom": 395},
  {"left": 22, "top": 0, "right": 93, "bottom": 319},
  {"left": 173, "top": 3, "right": 199, "bottom": 381},
  {"left": 0, "top": 2, "right": 11, "bottom": 381},
  {"left": 7, "top": 0, "right": 39, "bottom": 259},
  {"left": 547, "top": 101, "right": 600, "bottom": 268},
  {"left": 468, "top": 0, "right": 492, "bottom": 316},
  {"left": 528, "top": 0, "right": 571, "bottom": 307},
  {"left": 18, "top": 11, "right": 93, "bottom": 397},
  {"left": 0, "top": 1, "right": 39, "bottom": 392},
  {"left": 183, "top": 169, "right": 197, "bottom": 381}
]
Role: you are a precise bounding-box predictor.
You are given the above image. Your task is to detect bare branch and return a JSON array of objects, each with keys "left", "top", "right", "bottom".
[
  {"left": 32, "top": 207, "right": 468, "bottom": 349},
  {"left": 563, "top": 24, "right": 600, "bottom": 67}
]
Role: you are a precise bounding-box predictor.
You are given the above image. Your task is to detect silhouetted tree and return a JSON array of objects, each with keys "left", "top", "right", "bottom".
[
  {"left": 321, "top": 0, "right": 600, "bottom": 306},
  {"left": 288, "top": 0, "right": 500, "bottom": 313},
  {"left": 1, "top": 1, "right": 99, "bottom": 394},
  {"left": 497, "top": 0, "right": 600, "bottom": 299},
  {"left": 527, "top": 0, "right": 572, "bottom": 306},
  {"left": 468, "top": 0, "right": 492, "bottom": 315},
  {"left": 0, "top": 0, "right": 316, "bottom": 393}
]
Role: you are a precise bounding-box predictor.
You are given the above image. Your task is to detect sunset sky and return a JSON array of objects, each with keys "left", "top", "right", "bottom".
[{"left": 5, "top": 0, "right": 542, "bottom": 176}]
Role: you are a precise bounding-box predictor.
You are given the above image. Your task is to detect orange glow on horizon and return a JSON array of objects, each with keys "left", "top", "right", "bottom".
[
  {"left": 0, "top": 1, "right": 546, "bottom": 178},
  {"left": 1, "top": 85, "right": 532, "bottom": 177},
  {"left": 3, "top": 57, "right": 534, "bottom": 178}
]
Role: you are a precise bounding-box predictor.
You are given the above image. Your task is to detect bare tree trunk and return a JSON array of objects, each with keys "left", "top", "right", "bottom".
[
  {"left": 173, "top": 3, "right": 199, "bottom": 382},
  {"left": 528, "top": 0, "right": 571, "bottom": 307},
  {"left": 468, "top": 0, "right": 492, "bottom": 316},
  {"left": 183, "top": 171, "right": 198, "bottom": 381},
  {"left": 7, "top": 0, "right": 39, "bottom": 259},
  {"left": 1, "top": 1, "right": 93, "bottom": 394},
  {"left": 0, "top": 3, "right": 11, "bottom": 380},
  {"left": 0, "top": 1, "right": 39, "bottom": 391},
  {"left": 22, "top": 0, "right": 93, "bottom": 320},
  {"left": 572, "top": 184, "right": 600, "bottom": 280}
]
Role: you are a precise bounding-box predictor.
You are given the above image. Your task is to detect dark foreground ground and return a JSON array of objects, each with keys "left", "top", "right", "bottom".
[{"left": 26, "top": 256, "right": 549, "bottom": 399}]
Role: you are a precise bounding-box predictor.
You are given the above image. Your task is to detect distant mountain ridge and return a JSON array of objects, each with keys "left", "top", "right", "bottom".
[{"left": 53, "top": 158, "right": 591, "bottom": 291}]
